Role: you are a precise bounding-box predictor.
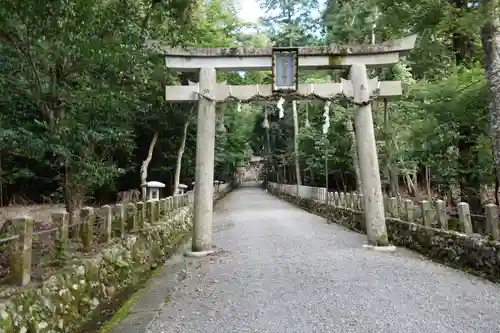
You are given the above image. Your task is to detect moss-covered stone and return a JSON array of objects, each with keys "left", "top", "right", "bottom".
[
  {"left": 0, "top": 207, "right": 194, "bottom": 333},
  {"left": 0, "top": 184, "right": 237, "bottom": 333},
  {"left": 268, "top": 186, "right": 500, "bottom": 283}
]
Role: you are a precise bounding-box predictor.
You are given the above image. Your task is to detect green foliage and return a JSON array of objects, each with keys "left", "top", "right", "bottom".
[
  {"left": 259, "top": 0, "right": 322, "bottom": 46},
  {"left": 0, "top": 0, "right": 494, "bottom": 212},
  {"left": 398, "top": 68, "right": 490, "bottom": 184},
  {"left": 249, "top": 0, "right": 493, "bottom": 206},
  {"left": 376, "top": 0, "right": 483, "bottom": 79},
  {"left": 0, "top": 0, "right": 260, "bottom": 206}
]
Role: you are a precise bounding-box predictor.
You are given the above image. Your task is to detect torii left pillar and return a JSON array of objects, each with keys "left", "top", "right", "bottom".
[{"left": 190, "top": 67, "right": 217, "bottom": 255}]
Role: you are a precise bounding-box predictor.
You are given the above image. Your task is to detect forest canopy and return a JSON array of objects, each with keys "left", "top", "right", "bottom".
[{"left": 0, "top": 0, "right": 497, "bottom": 217}]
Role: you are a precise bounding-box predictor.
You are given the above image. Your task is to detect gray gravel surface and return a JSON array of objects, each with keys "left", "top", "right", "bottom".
[{"left": 147, "top": 185, "right": 500, "bottom": 333}]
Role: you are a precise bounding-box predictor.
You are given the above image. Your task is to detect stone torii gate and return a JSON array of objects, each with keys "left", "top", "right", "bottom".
[{"left": 154, "top": 35, "right": 416, "bottom": 254}]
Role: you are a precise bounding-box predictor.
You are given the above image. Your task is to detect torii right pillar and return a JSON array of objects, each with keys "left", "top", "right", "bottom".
[{"left": 350, "top": 64, "right": 388, "bottom": 246}]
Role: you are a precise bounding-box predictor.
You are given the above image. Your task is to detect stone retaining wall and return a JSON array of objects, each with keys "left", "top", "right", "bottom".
[
  {"left": 0, "top": 185, "right": 234, "bottom": 333},
  {"left": 268, "top": 186, "right": 500, "bottom": 283}
]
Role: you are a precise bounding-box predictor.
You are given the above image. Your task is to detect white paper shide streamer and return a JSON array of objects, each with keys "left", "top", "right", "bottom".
[
  {"left": 322, "top": 101, "right": 331, "bottom": 135},
  {"left": 277, "top": 97, "right": 285, "bottom": 119},
  {"left": 262, "top": 108, "right": 270, "bottom": 129},
  {"left": 218, "top": 105, "right": 226, "bottom": 132},
  {"left": 219, "top": 119, "right": 226, "bottom": 132},
  {"left": 305, "top": 103, "right": 311, "bottom": 128}
]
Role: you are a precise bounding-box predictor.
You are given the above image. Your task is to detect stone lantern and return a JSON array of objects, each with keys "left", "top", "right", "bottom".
[
  {"left": 177, "top": 183, "right": 188, "bottom": 195},
  {"left": 143, "top": 181, "right": 165, "bottom": 201}
]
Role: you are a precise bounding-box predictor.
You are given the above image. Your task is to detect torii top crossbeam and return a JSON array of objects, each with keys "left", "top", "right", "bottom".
[{"left": 148, "top": 35, "right": 417, "bottom": 71}]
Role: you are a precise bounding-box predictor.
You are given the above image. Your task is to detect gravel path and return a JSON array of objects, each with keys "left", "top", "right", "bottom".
[{"left": 147, "top": 185, "right": 500, "bottom": 333}]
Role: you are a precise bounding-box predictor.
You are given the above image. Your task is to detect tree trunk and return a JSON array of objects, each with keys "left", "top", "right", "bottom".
[
  {"left": 495, "top": 167, "right": 500, "bottom": 206},
  {"left": 292, "top": 101, "right": 302, "bottom": 185},
  {"left": 390, "top": 167, "right": 399, "bottom": 198},
  {"left": 63, "top": 157, "right": 75, "bottom": 227},
  {"left": 425, "top": 165, "right": 431, "bottom": 198},
  {"left": 140, "top": 131, "right": 159, "bottom": 201},
  {"left": 383, "top": 100, "right": 399, "bottom": 197},
  {"left": 173, "top": 120, "right": 190, "bottom": 195},
  {"left": 371, "top": 6, "right": 379, "bottom": 45},
  {"left": 345, "top": 114, "right": 362, "bottom": 193},
  {"left": 64, "top": 163, "right": 86, "bottom": 237},
  {"left": 457, "top": 125, "right": 482, "bottom": 212},
  {"left": 481, "top": 1, "right": 500, "bottom": 187},
  {"left": 0, "top": 149, "right": 3, "bottom": 207},
  {"left": 383, "top": 100, "right": 390, "bottom": 195}
]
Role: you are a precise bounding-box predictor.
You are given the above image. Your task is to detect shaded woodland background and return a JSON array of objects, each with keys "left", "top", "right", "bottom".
[{"left": 0, "top": 0, "right": 497, "bottom": 218}]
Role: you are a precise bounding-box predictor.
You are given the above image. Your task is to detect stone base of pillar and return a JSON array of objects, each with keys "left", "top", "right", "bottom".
[
  {"left": 361, "top": 244, "right": 397, "bottom": 252},
  {"left": 183, "top": 249, "right": 216, "bottom": 257}
]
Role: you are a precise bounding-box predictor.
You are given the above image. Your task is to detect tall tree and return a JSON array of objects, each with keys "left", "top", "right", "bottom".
[
  {"left": 481, "top": 0, "right": 500, "bottom": 198},
  {"left": 260, "top": 0, "right": 321, "bottom": 46}
]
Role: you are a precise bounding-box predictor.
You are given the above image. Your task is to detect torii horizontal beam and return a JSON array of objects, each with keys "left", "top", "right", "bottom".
[
  {"left": 147, "top": 35, "right": 417, "bottom": 71},
  {"left": 165, "top": 78, "right": 402, "bottom": 102}
]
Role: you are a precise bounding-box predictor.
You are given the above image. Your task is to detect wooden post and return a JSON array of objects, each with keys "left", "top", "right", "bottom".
[
  {"left": 126, "top": 203, "right": 137, "bottom": 231},
  {"left": 69, "top": 213, "right": 80, "bottom": 239},
  {"left": 155, "top": 200, "right": 161, "bottom": 222},
  {"left": 345, "top": 193, "right": 352, "bottom": 209},
  {"left": 292, "top": 100, "right": 302, "bottom": 191},
  {"left": 115, "top": 204, "right": 125, "bottom": 238},
  {"left": 425, "top": 206, "right": 435, "bottom": 227},
  {"left": 324, "top": 142, "right": 329, "bottom": 205},
  {"left": 159, "top": 198, "right": 166, "bottom": 216},
  {"left": 435, "top": 199, "right": 448, "bottom": 229},
  {"left": 146, "top": 200, "right": 154, "bottom": 224},
  {"left": 53, "top": 212, "right": 69, "bottom": 262},
  {"left": 457, "top": 202, "right": 473, "bottom": 235},
  {"left": 80, "top": 207, "right": 94, "bottom": 252},
  {"left": 389, "top": 197, "right": 398, "bottom": 217},
  {"left": 350, "top": 64, "right": 389, "bottom": 246},
  {"left": 352, "top": 193, "right": 359, "bottom": 210},
  {"left": 163, "top": 197, "right": 169, "bottom": 212},
  {"left": 383, "top": 193, "right": 389, "bottom": 212},
  {"left": 420, "top": 200, "right": 431, "bottom": 227},
  {"left": 485, "top": 203, "right": 500, "bottom": 240},
  {"left": 136, "top": 202, "right": 145, "bottom": 229},
  {"left": 154, "top": 200, "right": 160, "bottom": 221},
  {"left": 101, "top": 205, "right": 113, "bottom": 243},
  {"left": 192, "top": 67, "right": 217, "bottom": 253},
  {"left": 11, "top": 216, "right": 34, "bottom": 286},
  {"left": 404, "top": 199, "right": 414, "bottom": 222}
]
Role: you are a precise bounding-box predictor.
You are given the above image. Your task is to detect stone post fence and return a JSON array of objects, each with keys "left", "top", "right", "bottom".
[
  {"left": 0, "top": 183, "right": 234, "bottom": 287},
  {"left": 267, "top": 182, "right": 500, "bottom": 282}
]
